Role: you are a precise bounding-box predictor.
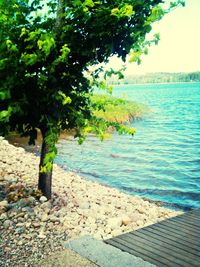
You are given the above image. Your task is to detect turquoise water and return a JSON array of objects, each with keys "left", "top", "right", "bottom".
[{"left": 55, "top": 83, "right": 200, "bottom": 210}]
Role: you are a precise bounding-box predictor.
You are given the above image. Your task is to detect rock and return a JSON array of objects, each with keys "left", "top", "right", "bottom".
[
  {"left": 25, "top": 222, "right": 32, "bottom": 228},
  {"left": 111, "top": 229, "right": 122, "bottom": 236},
  {"left": 28, "top": 196, "right": 36, "bottom": 205},
  {"left": 18, "top": 240, "right": 24, "bottom": 246},
  {"left": 79, "top": 202, "right": 90, "bottom": 209},
  {"left": 1, "top": 139, "right": 9, "bottom": 145},
  {"left": 3, "top": 219, "right": 13, "bottom": 229},
  {"left": 50, "top": 216, "right": 60, "bottom": 223},
  {"left": 32, "top": 222, "right": 40, "bottom": 228},
  {"left": 0, "top": 213, "right": 8, "bottom": 221},
  {"left": 15, "top": 212, "right": 25, "bottom": 219},
  {"left": 0, "top": 200, "right": 8, "bottom": 209},
  {"left": 40, "top": 202, "right": 51, "bottom": 210},
  {"left": 38, "top": 233, "right": 46, "bottom": 239},
  {"left": 87, "top": 217, "right": 96, "bottom": 224},
  {"left": 16, "top": 222, "right": 24, "bottom": 227},
  {"left": 121, "top": 215, "right": 131, "bottom": 226},
  {"left": 17, "top": 198, "right": 29, "bottom": 208},
  {"left": 130, "top": 212, "right": 144, "bottom": 222},
  {"left": 39, "top": 196, "right": 47, "bottom": 203},
  {"left": 15, "top": 226, "right": 26, "bottom": 234},
  {"left": 41, "top": 214, "right": 48, "bottom": 222},
  {"left": 136, "top": 220, "right": 144, "bottom": 227},
  {"left": 24, "top": 234, "right": 32, "bottom": 240},
  {"left": 107, "top": 217, "right": 122, "bottom": 230},
  {"left": 137, "top": 206, "right": 147, "bottom": 214}
]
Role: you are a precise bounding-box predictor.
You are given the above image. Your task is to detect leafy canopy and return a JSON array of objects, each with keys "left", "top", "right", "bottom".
[{"left": 0, "top": 0, "right": 184, "bottom": 170}]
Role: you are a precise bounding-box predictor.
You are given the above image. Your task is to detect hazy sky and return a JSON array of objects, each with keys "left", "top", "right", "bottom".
[{"left": 111, "top": 0, "right": 200, "bottom": 75}]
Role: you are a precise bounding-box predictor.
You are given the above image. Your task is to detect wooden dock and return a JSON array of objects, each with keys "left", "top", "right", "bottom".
[{"left": 105, "top": 209, "right": 200, "bottom": 267}]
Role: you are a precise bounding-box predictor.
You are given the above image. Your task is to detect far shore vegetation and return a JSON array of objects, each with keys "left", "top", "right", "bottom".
[{"left": 108, "top": 71, "right": 200, "bottom": 85}]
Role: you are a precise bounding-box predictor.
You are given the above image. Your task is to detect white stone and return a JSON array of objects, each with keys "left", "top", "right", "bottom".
[
  {"left": 39, "top": 196, "right": 48, "bottom": 203},
  {"left": 121, "top": 215, "right": 131, "bottom": 226},
  {"left": 38, "top": 233, "right": 46, "bottom": 239},
  {"left": 107, "top": 217, "right": 122, "bottom": 230},
  {"left": 41, "top": 214, "right": 48, "bottom": 222},
  {"left": 0, "top": 200, "right": 8, "bottom": 208},
  {"left": 111, "top": 229, "right": 122, "bottom": 236}
]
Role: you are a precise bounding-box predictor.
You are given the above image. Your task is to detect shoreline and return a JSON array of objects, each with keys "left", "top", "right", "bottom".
[
  {"left": 6, "top": 134, "right": 183, "bottom": 211},
  {"left": 0, "top": 137, "right": 182, "bottom": 266}
]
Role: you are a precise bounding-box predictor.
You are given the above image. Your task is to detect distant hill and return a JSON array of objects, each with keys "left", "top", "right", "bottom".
[{"left": 108, "top": 71, "right": 200, "bottom": 85}]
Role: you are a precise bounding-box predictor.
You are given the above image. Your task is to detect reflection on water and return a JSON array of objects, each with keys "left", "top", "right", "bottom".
[{"left": 21, "top": 82, "right": 199, "bottom": 210}]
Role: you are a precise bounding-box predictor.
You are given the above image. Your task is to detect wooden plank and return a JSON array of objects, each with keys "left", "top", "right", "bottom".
[
  {"left": 108, "top": 236, "right": 178, "bottom": 267},
  {"left": 184, "top": 212, "right": 200, "bottom": 221},
  {"left": 105, "top": 209, "right": 200, "bottom": 267},
  {"left": 186, "top": 214, "right": 200, "bottom": 221},
  {"left": 149, "top": 222, "right": 200, "bottom": 245},
  {"left": 156, "top": 219, "right": 200, "bottom": 237},
  {"left": 128, "top": 230, "right": 200, "bottom": 261},
  {"left": 111, "top": 235, "right": 188, "bottom": 267},
  {"left": 140, "top": 227, "right": 200, "bottom": 253},
  {"left": 117, "top": 233, "right": 199, "bottom": 266},
  {"left": 105, "top": 238, "right": 167, "bottom": 267},
  {"left": 170, "top": 216, "right": 200, "bottom": 228},
  {"left": 161, "top": 219, "right": 200, "bottom": 235}
]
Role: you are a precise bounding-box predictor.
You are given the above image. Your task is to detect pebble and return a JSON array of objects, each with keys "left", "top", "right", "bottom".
[
  {"left": 39, "top": 196, "right": 48, "bottom": 203},
  {"left": 50, "top": 216, "right": 60, "bottom": 223},
  {"left": 32, "top": 222, "right": 40, "bottom": 228},
  {"left": 38, "top": 233, "right": 46, "bottom": 239},
  {"left": 107, "top": 217, "right": 122, "bottom": 230},
  {"left": 0, "top": 200, "right": 8, "bottom": 208},
  {"left": 122, "top": 215, "right": 131, "bottom": 226},
  {"left": 0, "top": 213, "right": 8, "bottom": 221},
  {"left": 41, "top": 214, "right": 49, "bottom": 222},
  {"left": 3, "top": 219, "right": 13, "bottom": 229}
]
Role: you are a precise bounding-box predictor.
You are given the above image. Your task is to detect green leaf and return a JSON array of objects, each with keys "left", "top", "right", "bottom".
[
  {"left": 147, "top": 6, "right": 165, "bottom": 23},
  {"left": 0, "top": 107, "right": 12, "bottom": 122},
  {"left": 111, "top": 5, "right": 135, "bottom": 18},
  {"left": 72, "top": 0, "right": 82, "bottom": 7},
  {"left": 20, "top": 27, "right": 28, "bottom": 38},
  {"left": 57, "top": 91, "right": 72, "bottom": 105},
  {"left": 59, "top": 44, "right": 70, "bottom": 62},
  {"left": 84, "top": 0, "right": 95, "bottom": 8},
  {"left": 129, "top": 51, "right": 142, "bottom": 63},
  {"left": 21, "top": 53, "right": 38, "bottom": 65},
  {"left": 37, "top": 34, "right": 55, "bottom": 56},
  {"left": 0, "top": 90, "right": 10, "bottom": 100}
]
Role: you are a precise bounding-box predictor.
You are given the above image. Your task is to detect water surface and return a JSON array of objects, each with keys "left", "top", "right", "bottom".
[{"left": 55, "top": 83, "right": 200, "bottom": 210}]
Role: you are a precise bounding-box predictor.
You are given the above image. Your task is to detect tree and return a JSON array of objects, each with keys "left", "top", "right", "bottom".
[{"left": 0, "top": 0, "right": 184, "bottom": 199}]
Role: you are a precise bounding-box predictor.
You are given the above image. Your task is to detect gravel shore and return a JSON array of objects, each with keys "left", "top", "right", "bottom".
[{"left": 0, "top": 137, "right": 182, "bottom": 266}]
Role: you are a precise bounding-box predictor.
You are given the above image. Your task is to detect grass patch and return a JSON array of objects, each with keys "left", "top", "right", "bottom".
[{"left": 91, "top": 94, "right": 147, "bottom": 123}]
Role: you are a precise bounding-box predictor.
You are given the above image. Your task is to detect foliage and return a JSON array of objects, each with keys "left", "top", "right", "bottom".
[
  {"left": 92, "top": 94, "right": 147, "bottom": 123},
  {"left": 0, "top": 0, "right": 184, "bottom": 196}
]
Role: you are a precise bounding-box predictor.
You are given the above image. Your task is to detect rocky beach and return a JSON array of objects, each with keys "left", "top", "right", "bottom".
[{"left": 0, "top": 137, "right": 182, "bottom": 266}]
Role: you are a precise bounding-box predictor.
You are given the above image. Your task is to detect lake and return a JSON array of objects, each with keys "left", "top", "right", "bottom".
[{"left": 55, "top": 83, "right": 200, "bottom": 210}]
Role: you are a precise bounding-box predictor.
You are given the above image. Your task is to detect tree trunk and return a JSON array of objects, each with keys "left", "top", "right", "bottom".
[{"left": 38, "top": 132, "right": 53, "bottom": 200}]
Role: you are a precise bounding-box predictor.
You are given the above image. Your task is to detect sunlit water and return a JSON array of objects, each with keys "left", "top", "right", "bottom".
[{"left": 55, "top": 83, "right": 200, "bottom": 210}]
